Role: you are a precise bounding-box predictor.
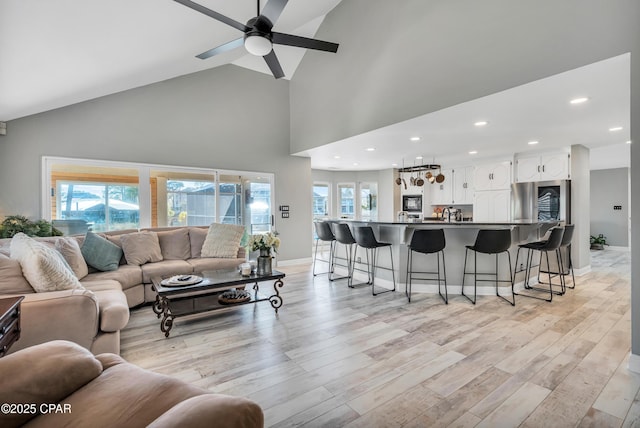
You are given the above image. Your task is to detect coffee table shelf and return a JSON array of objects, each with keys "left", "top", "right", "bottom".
[{"left": 151, "top": 269, "right": 285, "bottom": 337}]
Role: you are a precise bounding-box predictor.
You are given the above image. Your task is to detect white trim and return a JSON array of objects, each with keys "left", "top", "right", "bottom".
[
  {"left": 602, "top": 245, "right": 630, "bottom": 251},
  {"left": 277, "top": 257, "right": 312, "bottom": 267},
  {"left": 574, "top": 265, "right": 591, "bottom": 276},
  {"left": 629, "top": 353, "right": 640, "bottom": 374}
]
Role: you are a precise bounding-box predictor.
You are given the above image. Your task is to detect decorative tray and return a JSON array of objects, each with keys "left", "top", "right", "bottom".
[
  {"left": 160, "top": 275, "right": 203, "bottom": 287},
  {"left": 218, "top": 289, "right": 251, "bottom": 304}
]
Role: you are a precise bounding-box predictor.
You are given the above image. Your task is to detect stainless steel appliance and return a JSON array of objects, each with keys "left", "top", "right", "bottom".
[
  {"left": 511, "top": 180, "right": 571, "bottom": 222},
  {"left": 402, "top": 194, "right": 422, "bottom": 213},
  {"left": 537, "top": 180, "right": 571, "bottom": 222}
]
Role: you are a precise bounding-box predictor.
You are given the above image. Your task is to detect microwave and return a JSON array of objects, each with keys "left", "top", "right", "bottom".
[{"left": 402, "top": 195, "right": 422, "bottom": 212}]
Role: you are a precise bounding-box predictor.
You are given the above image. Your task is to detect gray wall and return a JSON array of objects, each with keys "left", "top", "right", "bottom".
[
  {"left": 590, "top": 168, "right": 630, "bottom": 247},
  {"left": 0, "top": 65, "right": 312, "bottom": 262},
  {"left": 291, "top": 0, "right": 636, "bottom": 154}
]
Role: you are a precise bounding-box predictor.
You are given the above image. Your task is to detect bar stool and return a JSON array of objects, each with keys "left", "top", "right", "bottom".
[
  {"left": 514, "top": 226, "right": 565, "bottom": 302},
  {"left": 462, "top": 229, "right": 514, "bottom": 306},
  {"left": 353, "top": 226, "right": 396, "bottom": 296},
  {"left": 406, "top": 229, "right": 447, "bottom": 304},
  {"left": 558, "top": 224, "right": 575, "bottom": 289},
  {"left": 333, "top": 223, "right": 357, "bottom": 287},
  {"left": 312, "top": 221, "right": 338, "bottom": 280}
]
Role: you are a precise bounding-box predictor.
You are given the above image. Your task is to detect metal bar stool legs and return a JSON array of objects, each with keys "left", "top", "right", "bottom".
[
  {"left": 312, "top": 221, "right": 347, "bottom": 281},
  {"left": 406, "top": 229, "right": 447, "bottom": 304},
  {"left": 353, "top": 226, "right": 396, "bottom": 296},
  {"left": 514, "top": 226, "right": 565, "bottom": 302},
  {"left": 462, "top": 229, "right": 514, "bottom": 306}
]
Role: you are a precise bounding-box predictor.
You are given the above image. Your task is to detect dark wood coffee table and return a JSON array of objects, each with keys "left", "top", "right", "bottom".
[{"left": 151, "top": 269, "right": 285, "bottom": 337}]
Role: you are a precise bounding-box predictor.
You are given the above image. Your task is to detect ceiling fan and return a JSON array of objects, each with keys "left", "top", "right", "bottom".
[{"left": 174, "top": 0, "right": 339, "bottom": 79}]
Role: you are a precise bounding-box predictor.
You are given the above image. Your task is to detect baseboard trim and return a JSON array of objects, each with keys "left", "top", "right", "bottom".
[
  {"left": 276, "top": 257, "right": 312, "bottom": 267},
  {"left": 629, "top": 353, "right": 640, "bottom": 374}
]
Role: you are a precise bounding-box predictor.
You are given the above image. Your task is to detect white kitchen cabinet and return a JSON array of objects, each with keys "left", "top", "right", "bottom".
[
  {"left": 452, "top": 166, "right": 474, "bottom": 205},
  {"left": 430, "top": 168, "right": 453, "bottom": 205},
  {"left": 474, "top": 161, "right": 512, "bottom": 190},
  {"left": 516, "top": 153, "right": 570, "bottom": 182},
  {"left": 474, "top": 190, "right": 511, "bottom": 222}
]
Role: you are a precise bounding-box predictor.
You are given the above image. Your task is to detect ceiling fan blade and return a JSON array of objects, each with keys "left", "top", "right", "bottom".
[
  {"left": 272, "top": 32, "right": 339, "bottom": 53},
  {"left": 196, "top": 37, "right": 244, "bottom": 60},
  {"left": 174, "top": 0, "right": 248, "bottom": 32},
  {"left": 260, "top": 0, "right": 288, "bottom": 26},
  {"left": 263, "top": 50, "right": 285, "bottom": 79}
]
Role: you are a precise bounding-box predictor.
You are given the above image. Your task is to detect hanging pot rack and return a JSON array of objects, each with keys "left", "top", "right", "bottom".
[{"left": 396, "top": 164, "right": 441, "bottom": 173}]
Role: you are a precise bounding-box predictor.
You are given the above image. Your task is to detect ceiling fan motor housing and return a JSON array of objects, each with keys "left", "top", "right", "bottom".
[{"left": 244, "top": 16, "right": 274, "bottom": 56}]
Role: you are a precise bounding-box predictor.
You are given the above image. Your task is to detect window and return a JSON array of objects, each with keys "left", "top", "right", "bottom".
[
  {"left": 44, "top": 157, "right": 274, "bottom": 235},
  {"left": 337, "top": 183, "right": 355, "bottom": 219},
  {"left": 312, "top": 183, "right": 330, "bottom": 220},
  {"left": 359, "top": 182, "right": 378, "bottom": 221}
]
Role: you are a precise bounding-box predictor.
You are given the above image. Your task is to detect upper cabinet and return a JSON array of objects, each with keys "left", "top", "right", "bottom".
[
  {"left": 430, "top": 168, "right": 453, "bottom": 205},
  {"left": 516, "top": 153, "right": 570, "bottom": 182},
  {"left": 474, "top": 160, "right": 512, "bottom": 191},
  {"left": 452, "top": 166, "right": 474, "bottom": 205}
]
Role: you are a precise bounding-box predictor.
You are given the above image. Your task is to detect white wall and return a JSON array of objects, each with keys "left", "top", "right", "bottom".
[{"left": 0, "top": 65, "right": 312, "bottom": 262}]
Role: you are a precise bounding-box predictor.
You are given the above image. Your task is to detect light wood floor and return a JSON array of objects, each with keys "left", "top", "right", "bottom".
[{"left": 121, "top": 249, "right": 638, "bottom": 427}]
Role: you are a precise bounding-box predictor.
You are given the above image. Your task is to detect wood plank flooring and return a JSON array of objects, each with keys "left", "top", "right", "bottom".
[{"left": 120, "top": 249, "right": 636, "bottom": 427}]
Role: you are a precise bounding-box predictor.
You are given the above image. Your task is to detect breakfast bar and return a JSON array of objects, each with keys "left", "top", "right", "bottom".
[{"left": 326, "top": 220, "right": 559, "bottom": 295}]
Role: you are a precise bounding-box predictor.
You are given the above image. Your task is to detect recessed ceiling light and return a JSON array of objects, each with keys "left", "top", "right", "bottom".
[
  {"left": 333, "top": 155, "right": 341, "bottom": 159},
  {"left": 353, "top": 162, "right": 359, "bottom": 166},
  {"left": 469, "top": 150, "right": 478, "bottom": 155},
  {"left": 570, "top": 97, "right": 589, "bottom": 104},
  {"left": 392, "top": 163, "right": 398, "bottom": 166},
  {"left": 609, "top": 126, "right": 623, "bottom": 132},
  {"left": 415, "top": 156, "right": 423, "bottom": 160},
  {"left": 410, "top": 137, "right": 421, "bottom": 141},
  {"left": 627, "top": 141, "right": 632, "bottom": 144},
  {"left": 474, "top": 121, "right": 488, "bottom": 127},
  {"left": 528, "top": 141, "right": 539, "bottom": 145},
  {"left": 365, "top": 147, "right": 376, "bottom": 151}
]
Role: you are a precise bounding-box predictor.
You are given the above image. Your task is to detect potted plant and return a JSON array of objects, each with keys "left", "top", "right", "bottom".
[
  {"left": 0, "top": 215, "right": 63, "bottom": 238},
  {"left": 590, "top": 234, "right": 608, "bottom": 250}
]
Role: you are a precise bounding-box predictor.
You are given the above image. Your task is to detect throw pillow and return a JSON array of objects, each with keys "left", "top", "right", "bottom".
[
  {"left": 201, "top": 223, "right": 245, "bottom": 258},
  {"left": 10, "top": 233, "right": 83, "bottom": 292},
  {"left": 81, "top": 231, "right": 123, "bottom": 272},
  {"left": 188, "top": 227, "right": 207, "bottom": 258},
  {"left": 157, "top": 228, "right": 191, "bottom": 260},
  {"left": 55, "top": 237, "right": 89, "bottom": 279},
  {"left": 120, "top": 231, "right": 164, "bottom": 265}
]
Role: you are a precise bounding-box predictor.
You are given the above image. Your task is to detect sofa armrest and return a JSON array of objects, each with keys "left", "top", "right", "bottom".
[
  {"left": 148, "top": 394, "right": 264, "bottom": 428},
  {"left": 8, "top": 289, "right": 100, "bottom": 353}
]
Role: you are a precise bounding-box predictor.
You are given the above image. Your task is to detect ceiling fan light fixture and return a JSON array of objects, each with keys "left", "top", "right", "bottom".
[{"left": 244, "top": 34, "right": 272, "bottom": 56}]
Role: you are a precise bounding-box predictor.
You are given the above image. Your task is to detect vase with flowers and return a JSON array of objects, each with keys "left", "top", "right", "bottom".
[{"left": 247, "top": 232, "right": 280, "bottom": 275}]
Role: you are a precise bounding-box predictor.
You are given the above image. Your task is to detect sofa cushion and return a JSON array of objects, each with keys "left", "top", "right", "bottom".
[
  {"left": 201, "top": 223, "right": 245, "bottom": 258},
  {"left": 0, "top": 254, "right": 34, "bottom": 294},
  {"left": 10, "top": 233, "right": 83, "bottom": 292},
  {"left": 189, "top": 227, "right": 207, "bottom": 258},
  {"left": 82, "top": 280, "right": 130, "bottom": 332},
  {"left": 148, "top": 394, "right": 264, "bottom": 428},
  {"left": 120, "top": 231, "right": 163, "bottom": 266},
  {"left": 141, "top": 260, "right": 193, "bottom": 284},
  {"left": 0, "top": 340, "right": 103, "bottom": 427},
  {"left": 82, "top": 264, "right": 143, "bottom": 291},
  {"left": 55, "top": 237, "right": 89, "bottom": 279},
  {"left": 157, "top": 228, "right": 191, "bottom": 260},
  {"left": 187, "top": 257, "right": 245, "bottom": 273},
  {"left": 81, "top": 231, "right": 123, "bottom": 272}
]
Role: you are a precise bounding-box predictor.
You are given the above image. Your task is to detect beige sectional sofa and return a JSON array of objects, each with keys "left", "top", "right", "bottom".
[
  {"left": 0, "top": 226, "right": 247, "bottom": 355},
  {"left": 0, "top": 340, "right": 263, "bottom": 428}
]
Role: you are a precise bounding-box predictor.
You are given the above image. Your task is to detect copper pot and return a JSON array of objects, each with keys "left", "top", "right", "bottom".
[{"left": 436, "top": 169, "right": 445, "bottom": 183}]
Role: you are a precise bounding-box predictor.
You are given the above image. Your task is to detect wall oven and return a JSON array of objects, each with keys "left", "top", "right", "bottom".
[
  {"left": 402, "top": 194, "right": 422, "bottom": 213},
  {"left": 536, "top": 180, "right": 571, "bottom": 222}
]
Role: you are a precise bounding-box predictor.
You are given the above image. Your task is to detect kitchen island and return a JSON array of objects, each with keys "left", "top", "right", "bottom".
[{"left": 326, "top": 220, "right": 560, "bottom": 296}]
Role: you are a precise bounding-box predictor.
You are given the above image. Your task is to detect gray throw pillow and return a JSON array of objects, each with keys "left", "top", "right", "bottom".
[{"left": 81, "top": 231, "right": 123, "bottom": 272}]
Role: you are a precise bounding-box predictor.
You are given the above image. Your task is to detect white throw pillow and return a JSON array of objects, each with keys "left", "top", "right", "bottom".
[
  {"left": 10, "top": 233, "right": 84, "bottom": 292},
  {"left": 201, "top": 223, "right": 245, "bottom": 258},
  {"left": 55, "top": 237, "right": 89, "bottom": 279}
]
